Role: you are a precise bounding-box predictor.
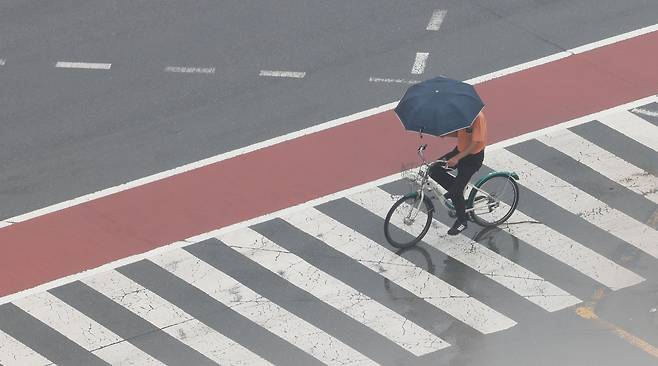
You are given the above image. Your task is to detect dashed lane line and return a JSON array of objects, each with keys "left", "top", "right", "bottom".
[
  {"left": 426, "top": 10, "right": 447, "bottom": 31},
  {"left": 259, "top": 70, "right": 306, "bottom": 78},
  {"left": 165, "top": 66, "right": 216, "bottom": 74},
  {"left": 368, "top": 77, "right": 420, "bottom": 84},
  {"left": 411, "top": 52, "right": 429, "bottom": 75},
  {"left": 55, "top": 62, "right": 112, "bottom": 70}
]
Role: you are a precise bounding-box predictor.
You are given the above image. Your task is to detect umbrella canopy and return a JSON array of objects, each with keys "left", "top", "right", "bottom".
[{"left": 394, "top": 76, "right": 484, "bottom": 136}]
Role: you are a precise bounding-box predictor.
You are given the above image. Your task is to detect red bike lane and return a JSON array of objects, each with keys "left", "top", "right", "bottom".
[{"left": 1, "top": 30, "right": 657, "bottom": 299}]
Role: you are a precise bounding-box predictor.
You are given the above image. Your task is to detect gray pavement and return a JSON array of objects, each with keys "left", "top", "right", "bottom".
[{"left": 1, "top": 0, "right": 658, "bottom": 219}]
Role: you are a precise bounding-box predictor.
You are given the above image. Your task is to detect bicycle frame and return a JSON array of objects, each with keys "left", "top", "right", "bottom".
[{"left": 405, "top": 144, "right": 499, "bottom": 215}]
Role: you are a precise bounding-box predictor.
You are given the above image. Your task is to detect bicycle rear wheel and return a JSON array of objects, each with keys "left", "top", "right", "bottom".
[
  {"left": 384, "top": 193, "right": 434, "bottom": 248},
  {"left": 470, "top": 175, "right": 519, "bottom": 227}
]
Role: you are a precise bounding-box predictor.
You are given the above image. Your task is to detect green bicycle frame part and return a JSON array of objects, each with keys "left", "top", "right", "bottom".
[{"left": 466, "top": 171, "right": 520, "bottom": 206}]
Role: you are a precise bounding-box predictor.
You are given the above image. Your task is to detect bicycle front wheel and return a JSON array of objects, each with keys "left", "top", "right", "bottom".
[
  {"left": 384, "top": 193, "right": 434, "bottom": 248},
  {"left": 470, "top": 175, "right": 519, "bottom": 227}
]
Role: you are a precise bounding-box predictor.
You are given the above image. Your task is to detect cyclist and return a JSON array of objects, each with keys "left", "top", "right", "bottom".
[{"left": 429, "top": 110, "right": 488, "bottom": 235}]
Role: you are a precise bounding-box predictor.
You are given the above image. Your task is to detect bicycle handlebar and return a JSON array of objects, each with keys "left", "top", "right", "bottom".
[{"left": 416, "top": 144, "right": 455, "bottom": 171}]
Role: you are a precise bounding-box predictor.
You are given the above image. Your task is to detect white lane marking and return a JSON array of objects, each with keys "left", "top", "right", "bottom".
[
  {"left": 84, "top": 271, "right": 273, "bottom": 366},
  {"left": 151, "top": 249, "right": 377, "bottom": 366},
  {"left": 426, "top": 10, "right": 447, "bottom": 31},
  {"left": 259, "top": 70, "right": 306, "bottom": 78},
  {"left": 368, "top": 77, "right": 420, "bottom": 84},
  {"left": 632, "top": 108, "right": 658, "bottom": 118},
  {"left": 349, "top": 188, "right": 582, "bottom": 311},
  {"left": 502, "top": 208, "right": 643, "bottom": 291},
  {"left": 13, "top": 292, "right": 121, "bottom": 350},
  {"left": 221, "top": 228, "right": 449, "bottom": 356},
  {"left": 2, "top": 96, "right": 655, "bottom": 308},
  {"left": 165, "top": 66, "right": 215, "bottom": 74},
  {"left": 486, "top": 149, "right": 658, "bottom": 259},
  {"left": 84, "top": 271, "right": 191, "bottom": 329},
  {"left": 0, "top": 59, "right": 5, "bottom": 66},
  {"left": 598, "top": 110, "right": 658, "bottom": 150},
  {"left": 286, "top": 208, "right": 517, "bottom": 334},
  {"left": 0, "top": 329, "right": 54, "bottom": 366},
  {"left": 411, "top": 52, "right": 430, "bottom": 75},
  {"left": 12, "top": 293, "right": 161, "bottom": 365},
  {"left": 93, "top": 342, "right": 165, "bottom": 366},
  {"left": 538, "top": 129, "right": 658, "bottom": 204},
  {"left": 55, "top": 62, "right": 111, "bottom": 70}
]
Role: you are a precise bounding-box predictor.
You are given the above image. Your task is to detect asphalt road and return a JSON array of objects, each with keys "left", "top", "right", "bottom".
[
  {"left": 1, "top": 2, "right": 658, "bottom": 366},
  {"left": 1, "top": 0, "right": 657, "bottom": 220}
]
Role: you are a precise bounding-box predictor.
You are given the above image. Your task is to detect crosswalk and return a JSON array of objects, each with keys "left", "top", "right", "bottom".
[{"left": 1, "top": 101, "right": 657, "bottom": 365}]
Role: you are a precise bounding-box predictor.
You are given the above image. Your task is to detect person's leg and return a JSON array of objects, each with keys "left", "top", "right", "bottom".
[
  {"left": 447, "top": 151, "right": 484, "bottom": 235},
  {"left": 447, "top": 164, "right": 479, "bottom": 221},
  {"left": 428, "top": 148, "right": 459, "bottom": 192}
]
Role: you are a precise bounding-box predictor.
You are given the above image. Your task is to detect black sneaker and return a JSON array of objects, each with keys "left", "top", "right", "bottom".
[{"left": 447, "top": 219, "right": 467, "bottom": 236}]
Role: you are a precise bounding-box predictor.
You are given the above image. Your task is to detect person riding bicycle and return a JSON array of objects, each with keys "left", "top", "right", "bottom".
[{"left": 429, "top": 110, "right": 488, "bottom": 235}]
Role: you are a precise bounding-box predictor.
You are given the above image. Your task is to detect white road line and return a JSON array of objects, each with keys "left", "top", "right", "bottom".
[
  {"left": 486, "top": 149, "right": 658, "bottom": 260},
  {"left": 55, "top": 62, "right": 111, "bottom": 70},
  {"left": 93, "top": 342, "right": 165, "bottom": 366},
  {"left": 538, "top": 129, "right": 658, "bottom": 204},
  {"left": 632, "top": 108, "right": 658, "bottom": 118},
  {"left": 14, "top": 292, "right": 122, "bottom": 350},
  {"left": 502, "top": 208, "right": 644, "bottom": 291},
  {"left": 411, "top": 52, "right": 430, "bottom": 75},
  {"left": 221, "top": 228, "right": 449, "bottom": 356},
  {"left": 259, "top": 70, "right": 306, "bottom": 78},
  {"left": 598, "top": 110, "right": 658, "bottom": 150},
  {"left": 349, "top": 188, "right": 582, "bottom": 312},
  {"left": 165, "top": 66, "right": 215, "bottom": 74},
  {"left": 0, "top": 329, "right": 54, "bottom": 366},
  {"left": 13, "top": 292, "right": 161, "bottom": 365},
  {"left": 426, "top": 10, "right": 447, "bottom": 31},
  {"left": 285, "top": 208, "right": 517, "bottom": 334},
  {"left": 84, "top": 271, "right": 273, "bottom": 366},
  {"left": 151, "top": 249, "right": 377, "bottom": 366},
  {"left": 368, "top": 77, "right": 420, "bottom": 84},
  {"left": 0, "top": 59, "right": 5, "bottom": 66}
]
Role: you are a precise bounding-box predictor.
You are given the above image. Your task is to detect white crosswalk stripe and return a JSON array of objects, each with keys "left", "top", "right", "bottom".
[
  {"left": 13, "top": 292, "right": 162, "bottom": 365},
  {"left": 150, "top": 248, "right": 378, "bottom": 366},
  {"left": 537, "top": 129, "right": 658, "bottom": 204},
  {"left": 84, "top": 271, "right": 274, "bottom": 366},
  {"left": 285, "top": 208, "right": 518, "bottom": 334},
  {"left": 220, "top": 227, "right": 450, "bottom": 356},
  {"left": 502, "top": 208, "right": 645, "bottom": 290},
  {"left": 349, "top": 188, "right": 582, "bottom": 311},
  {"left": 0, "top": 329, "right": 53, "bottom": 366},
  {"left": 598, "top": 110, "right": 658, "bottom": 150},
  {"left": 486, "top": 148, "right": 658, "bottom": 260}
]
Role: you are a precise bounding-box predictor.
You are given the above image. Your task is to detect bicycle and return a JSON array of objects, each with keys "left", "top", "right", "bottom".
[{"left": 384, "top": 144, "right": 520, "bottom": 248}]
